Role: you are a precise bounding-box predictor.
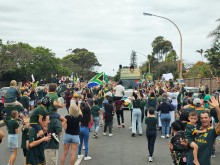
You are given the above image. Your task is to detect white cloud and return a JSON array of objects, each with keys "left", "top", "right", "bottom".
[{"left": 0, "top": 0, "right": 219, "bottom": 76}]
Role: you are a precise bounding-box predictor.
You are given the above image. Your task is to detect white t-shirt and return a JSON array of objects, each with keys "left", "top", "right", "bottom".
[
  {"left": 167, "top": 92, "right": 179, "bottom": 106},
  {"left": 115, "top": 85, "right": 125, "bottom": 97}
]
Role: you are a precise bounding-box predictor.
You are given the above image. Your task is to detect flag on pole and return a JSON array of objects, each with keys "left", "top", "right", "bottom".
[
  {"left": 31, "top": 74, "right": 35, "bottom": 82},
  {"left": 88, "top": 72, "right": 108, "bottom": 88}
]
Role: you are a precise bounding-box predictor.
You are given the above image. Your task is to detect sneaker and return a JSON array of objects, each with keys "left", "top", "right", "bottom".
[
  {"left": 118, "top": 125, "right": 122, "bottom": 128},
  {"left": 84, "top": 156, "right": 92, "bottom": 161},
  {"left": 78, "top": 154, "right": 84, "bottom": 159},
  {"left": 211, "top": 150, "right": 216, "bottom": 158},
  {"left": 103, "top": 132, "right": 107, "bottom": 136},
  {"left": 52, "top": 133, "right": 59, "bottom": 143},
  {"left": 166, "top": 134, "right": 169, "bottom": 138},
  {"left": 161, "top": 135, "right": 165, "bottom": 139},
  {"left": 94, "top": 133, "right": 98, "bottom": 138},
  {"left": 83, "top": 146, "right": 85, "bottom": 150},
  {"left": 109, "top": 133, "right": 113, "bottom": 137},
  {"left": 149, "top": 156, "right": 153, "bottom": 162}
]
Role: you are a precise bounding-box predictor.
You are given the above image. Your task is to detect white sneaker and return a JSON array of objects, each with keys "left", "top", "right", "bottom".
[
  {"left": 149, "top": 156, "right": 153, "bottom": 162},
  {"left": 161, "top": 135, "right": 165, "bottom": 139},
  {"left": 52, "top": 133, "right": 60, "bottom": 143},
  {"left": 78, "top": 154, "right": 84, "bottom": 159},
  {"left": 103, "top": 132, "right": 107, "bottom": 136},
  {"left": 109, "top": 133, "right": 113, "bottom": 137},
  {"left": 84, "top": 156, "right": 92, "bottom": 161},
  {"left": 166, "top": 134, "right": 169, "bottom": 138}
]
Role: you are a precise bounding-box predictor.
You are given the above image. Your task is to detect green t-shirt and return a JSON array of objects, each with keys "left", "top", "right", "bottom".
[
  {"left": 147, "top": 97, "right": 157, "bottom": 109},
  {"left": 7, "top": 119, "right": 19, "bottom": 134},
  {"left": 21, "top": 126, "right": 29, "bottom": 148},
  {"left": 30, "top": 105, "right": 47, "bottom": 124},
  {"left": 91, "top": 105, "right": 100, "bottom": 118},
  {"left": 187, "top": 128, "right": 218, "bottom": 165},
  {"left": 26, "top": 128, "right": 45, "bottom": 164},
  {"left": 46, "top": 92, "right": 58, "bottom": 114},
  {"left": 3, "top": 105, "right": 24, "bottom": 127},
  {"left": 37, "top": 90, "right": 44, "bottom": 100},
  {"left": 145, "top": 117, "right": 158, "bottom": 130},
  {"left": 44, "top": 118, "right": 62, "bottom": 149},
  {"left": 185, "top": 123, "right": 196, "bottom": 143},
  {"left": 20, "top": 95, "right": 29, "bottom": 109},
  {"left": 140, "top": 100, "right": 147, "bottom": 112}
]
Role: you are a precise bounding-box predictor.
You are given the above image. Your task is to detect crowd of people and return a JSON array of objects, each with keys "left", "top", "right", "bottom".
[{"left": 0, "top": 78, "right": 220, "bottom": 165}]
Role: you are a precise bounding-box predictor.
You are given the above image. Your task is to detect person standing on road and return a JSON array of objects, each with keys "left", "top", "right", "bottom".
[
  {"left": 157, "top": 97, "right": 172, "bottom": 138},
  {"left": 26, "top": 115, "right": 51, "bottom": 165},
  {"left": 44, "top": 110, "right": 63, "bottom": 165},
  {"left": 91, "top": 100, "right": 101, "bottom": 138},
  {"left": 145, "top": 107, "right": 158, "bottom": 162},
  {"left": 60, "top": 104, "right": 82, "bottom": 165},
  {"left": 131, "top": 90, "right": 142, "bottom": 137},
  {"left": 103, "top": 99, "right": 114, "bottom": 136},
  {"left": 78, "top": 102, "right": 93, "bottom": 160},
  {"left": 186, "top": 96, "right": 220, "bottom": 165},
  {"left": 7, "top": 110, "right": 19, "bottom": 165}
]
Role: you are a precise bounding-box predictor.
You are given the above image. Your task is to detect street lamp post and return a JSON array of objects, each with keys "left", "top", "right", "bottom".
[
  {"left": 143, "top": 12, "right": 183, "bottom": 79},
  {"left": 133, "top": 50, "right": 151, "bottom": 74}
]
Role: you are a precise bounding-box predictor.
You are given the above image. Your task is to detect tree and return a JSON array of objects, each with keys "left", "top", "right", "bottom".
[
  {"left": 184, "top": 61, "right": 212, "bottom": 78},
  {"left": 208, "top": 18, "right": 220, "bottom": 44},
  {"left": 130, "top": 50, "right": 137, "bottom": 67},
  {"left": 204, "top": 46, "right": 220, "bottom": 76},
  {"left": 196, "top": 49, "right": 204, "bottom": 62},
  {"left": 165, "top": 50, "right": 177, "bottom": 62},
  {"left": 151, "top": 36, "right": 173, "bottom": 62},
  {"left": 62, "top": 48, "right": 101, "bottom": 79}
]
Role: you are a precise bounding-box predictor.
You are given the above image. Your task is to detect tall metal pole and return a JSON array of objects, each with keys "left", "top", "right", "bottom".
[{"left": 143, "top": 12, "right": 183, "bottom": 78}]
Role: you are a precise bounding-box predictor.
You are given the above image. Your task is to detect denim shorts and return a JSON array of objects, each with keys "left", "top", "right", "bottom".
[
  {"left": 63, "top": 133, "right": 79, "bottom": 144},
  {"left": 8, "top": 134, "right": 18, "bottom": 152}
]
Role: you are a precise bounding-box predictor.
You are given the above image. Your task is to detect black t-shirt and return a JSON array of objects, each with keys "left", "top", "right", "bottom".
[
  {"left": 133, "top": 99, "right": 141, "bottom": 108},
  {"left": 65, "top": 115, "right": 82, "bottom": 135},
  {"left": 157, "top": 102, "right": 172, "bottom": 114},
  {"left": 81, "top": 106, "right": 91, "bottom": 127}
]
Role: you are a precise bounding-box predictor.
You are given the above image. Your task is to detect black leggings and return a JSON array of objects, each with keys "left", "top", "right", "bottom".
[
  {"left": 116, "top": 110, "right": 124, "bottom": 125},
  {"left": 146, "top": 130, "right": 157, "bottom": 157}
]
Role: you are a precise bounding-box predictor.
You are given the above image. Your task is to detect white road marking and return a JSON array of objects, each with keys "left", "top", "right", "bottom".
[{"left": 75, "top": 156, "right": 83, "bottom": 165}]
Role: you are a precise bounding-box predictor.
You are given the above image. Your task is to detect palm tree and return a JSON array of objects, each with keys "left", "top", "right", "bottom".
[
  {"left": 196, "top": 49, "right": 204, "bottom": 61},
  {"left": 208, "top": 18, "right": 220, "bottom": 44}
]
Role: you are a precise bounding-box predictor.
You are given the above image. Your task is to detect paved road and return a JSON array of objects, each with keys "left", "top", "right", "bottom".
[{"left": 0, "top": 108, "right": 220, "bottom": 165}]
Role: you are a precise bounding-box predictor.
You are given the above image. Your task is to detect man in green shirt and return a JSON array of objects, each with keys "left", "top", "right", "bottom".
[
  {"left": 186, "top": 96, "right": 220, "bottom": 165},
  {"left": 44, "top": 117, "right": 62, "bottom": 165},
  {"left": 26, "top": 115, "right": 51, "bottom": 165}
]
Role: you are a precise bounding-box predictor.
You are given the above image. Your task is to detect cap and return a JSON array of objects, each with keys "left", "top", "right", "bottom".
[
  {"left": 105, "top": 91, "right": 112, "bottom": 97},
  {"left": 41, "top": 96, "right": 52, "bottom": 107},
  {"left": 193, "top": 98, "right": 202, "bottom": 105},
  {"left": 204, "top": 95, "right": 211, "bottom": 102}
]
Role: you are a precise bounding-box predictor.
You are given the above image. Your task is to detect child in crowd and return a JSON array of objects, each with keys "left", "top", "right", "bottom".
[
  {"left": 21, "top": 118, "right": 30, "bottom": 165},
  {"left": 145, "top": 107, "right": 158, "bottom": 162},
  {"left": 185, "top": 111, "right": 207, "bottom": 165},
  {"left": 91, "top": 100, "right": 101, "bottom": 138},
  {"left": 29, "top": 96, "right": 51, "bottom": 138},
  {"left": 103, "top": 99, "right": 114, "bottom": 136},
  {"left": 7, "top": 110, "right": 19, "bottom": 165}
]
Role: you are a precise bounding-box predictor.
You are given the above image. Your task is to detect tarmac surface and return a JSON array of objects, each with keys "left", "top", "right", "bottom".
[{"left": 0, "top": 108, "right": 220, "bottom": 165}]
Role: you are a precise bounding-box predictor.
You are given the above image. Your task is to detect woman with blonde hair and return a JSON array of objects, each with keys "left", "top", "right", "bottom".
[{"left": 60, "top": 104, "right": 82, "bottom": 165}]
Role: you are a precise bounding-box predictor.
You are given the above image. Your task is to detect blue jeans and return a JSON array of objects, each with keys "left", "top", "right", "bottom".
[
  {"left": 78, "top": 127, "right": 89, "bottom": 156},
  {"left": 132, "top": 108, "right": 142, "bottom": 134},
  {"left": 160, "top": 113, "right": 171, "bottom": 136},
  {"left": 92, "top": 116, "right": 100, "bottom": 133}
]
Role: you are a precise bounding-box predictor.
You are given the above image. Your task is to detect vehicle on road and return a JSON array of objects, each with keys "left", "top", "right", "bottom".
[{"left": 184, "top": 87, "right": 199, "bottom": 98}]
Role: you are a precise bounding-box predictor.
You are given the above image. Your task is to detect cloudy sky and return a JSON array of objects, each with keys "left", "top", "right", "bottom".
[{"left": 0, "top": 0, "right": 219, "bottom": 76}]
